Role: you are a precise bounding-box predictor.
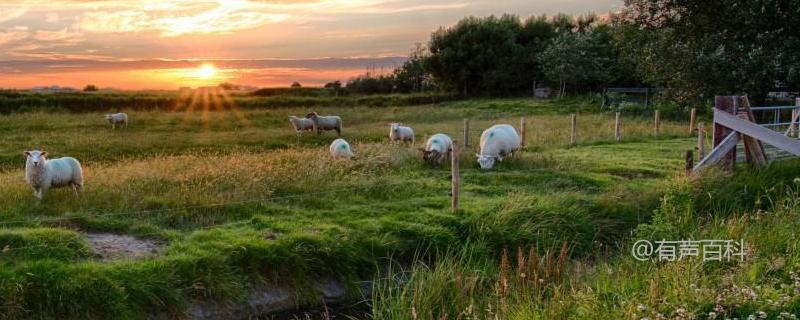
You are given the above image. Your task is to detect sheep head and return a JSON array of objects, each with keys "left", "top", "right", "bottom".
[
  {"left": 24, "top": 150, "right": 47, "bottom": 167},
  {"left": 476, "top": 154, "right": 497, "bottom": 169},
  {"left": 305, "top": 112, "right": 319, "bottom": 119}
]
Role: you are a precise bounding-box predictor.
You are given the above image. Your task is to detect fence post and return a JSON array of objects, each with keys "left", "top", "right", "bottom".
[
  {"left": 713, "top": 96, "right": 737, "bottom": 170},
  {"left": 451, "top": 142, "right": 460, "bottom": 214},
  {"left": 689, "top": 107, "right": 697, "bottom": 135},
  {"left": 697, "top": 122, "right": 705, "bottom": 159},
  {"left": 570, "top": 114, "right": 577, "bottom": 146},
  {"left": 685, "top": 150, "right": 694, "bottom": 176},
  {"left": 654, "top": 109, "right": 661, "bottom": 136},
  {"left": 520, "top": 117, "right": 527, "bottom": 148},
  {"left": 463, "top": 119, "right": 470, "bottom": 148},
  {"left": 614, "top": 112, "right": 621, "bottom": 142},
  {"left": 793, "top": 98, "right": 800, "bottom": 138}
]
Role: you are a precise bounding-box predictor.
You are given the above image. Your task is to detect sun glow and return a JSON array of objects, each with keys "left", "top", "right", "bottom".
[{"left": 197, "top": 64, "right": 217, "bottom": 80}]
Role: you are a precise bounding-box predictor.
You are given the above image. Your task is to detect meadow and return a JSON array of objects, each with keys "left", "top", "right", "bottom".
[{"left": 0, "top": 96, "right": 765, "bottom": 319}]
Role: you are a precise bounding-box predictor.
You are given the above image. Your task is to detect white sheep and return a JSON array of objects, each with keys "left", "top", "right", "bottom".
[
  {"left": 105, "top": 113, "right": 128, "bottom": 129},
  {"left": 476, "top": 124, "right": 521, "bottom": 169},
  {"left": 329, "top": 139, "right": 355, "bottom": 158},
  {"left": 288, "top": 116, "right": 314, "bottom": 136},
  {"left": 23, "top": 150, "right": 84, "bottom": 200},
  {"left": 389, "top": 123, "right": 415, "bottom": 144},
  {"left": 419, "top": 133, "right": 453, "bottom": 167},
  {"left": 306, "top": 112, "right": 342, "bottom": 136}
]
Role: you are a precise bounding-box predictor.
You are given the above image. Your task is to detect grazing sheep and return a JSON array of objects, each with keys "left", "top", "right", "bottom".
[
  {"left": 419, "top": 133, "right": 453, "bottom": 167},
  {"left": 476, "top": 124, "right": 521, "bottom": 169},
  {"left": 329, "top": 139, "right": 355, "bottom": 158},
  {"left": 389, "top": 123, "right": 415, "bottom": 144},
  {"left": 288, "top": 116, "right": 314, "bottom": 136},
  {"left": 23, "top": 150, "right": 84, "bottom": 200},
  {"left": 306, "top": 112, "right": 342, "bottom": 136},
  {"left": 105, "top": 113, "right": 128, "bottom": 129}
]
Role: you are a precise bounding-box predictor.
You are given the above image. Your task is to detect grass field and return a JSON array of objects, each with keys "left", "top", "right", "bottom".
[{"left": 0, "top": 97, "right": 712, "bottom": 318}]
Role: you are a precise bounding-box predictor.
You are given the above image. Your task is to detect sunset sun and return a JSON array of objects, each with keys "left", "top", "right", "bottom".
[{"left": 197, "top": 64, "right": 217, "bottom": 80}]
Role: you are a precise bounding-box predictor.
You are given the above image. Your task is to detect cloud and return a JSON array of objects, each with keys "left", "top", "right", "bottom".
[
  {"left": 0, "top": 5, "right": 28, "bottom": 23},
  {"left": 77, "top": 1, "right": 290, "bottom": 36}
]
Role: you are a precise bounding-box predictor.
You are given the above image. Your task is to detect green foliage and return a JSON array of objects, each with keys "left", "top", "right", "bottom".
[
  {"left": 617, "top": 0, "right": 800, "bottom": 103},
  {"left": 427, "top": 14, "right": 555, "bottom": 96}
]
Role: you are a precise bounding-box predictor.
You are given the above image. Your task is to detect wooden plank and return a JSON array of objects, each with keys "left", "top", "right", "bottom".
[
  {"left": 694, "top": 132, "right": 739, "bottom": 172},
  {"left": 714, "top": 108, "right": 800, "bottom": 156}
]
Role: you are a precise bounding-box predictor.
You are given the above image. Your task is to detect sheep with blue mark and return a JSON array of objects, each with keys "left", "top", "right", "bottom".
[
  {"left": 476, "top": 124, "right": 521, "bottom": 169},
  {"left": 329, "top": 139, "right": 355, "bottom": 158},
  {"left": 419, "top": 133, "right": 453, "bottom": 167}
]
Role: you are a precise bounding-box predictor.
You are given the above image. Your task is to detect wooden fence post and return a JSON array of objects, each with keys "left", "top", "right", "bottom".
[
  {"left": 570, "top": 114, "right": 577, "bottom": 146},
  {"left": 520, "top": 117, "right": 527, "bottom": 148},
  {"left": 713, "top": 96, "right": 737, "bottom": 170},
  {"left": 697, "top": 122, "right": 705, "bottom": 159},
  {"left": 654, "top": 109, "right": 661, "bottom": 136},
  {"left": 689, "top": 108, "right": 697, "bottom": 135},
  {"left": 685, "top": 150, "right": 694, "bottom": 176},
  {"left": 793, "top": 98, "right": 800, "bottom": 138},
  {"left": 614, "top": 112, "right": 621, "bottom": 142},
  {"left": 463, "top": 119, "right": 470, "bottom": 148},
  {"left": 451, "top": 142, "right": 460, "bottom": 214}
]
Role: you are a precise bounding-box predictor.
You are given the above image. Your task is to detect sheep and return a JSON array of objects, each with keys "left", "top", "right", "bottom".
[
  {"left": 288, "top": 116, "right": 314, "bottom": 136},
  {"left": 305, "top": 112, "right": 342, "bottom": 136},
  {"left": 105, "top": 113, "right": 128, "bottom": 129},
  {"left": 419, "top": 133, "right": 453, "bottom": 167},
  {"left": 23, "top": 150, "right": 84, "bottom": 200},
  {"left": 476, "top": 124, "right": 521, "bottom": 169},
  {"left": 389, "top": 123, "right": 415, "bottom": 144},
  {"left": 329, "top": 138, "right": 355, "bottom": 159}
]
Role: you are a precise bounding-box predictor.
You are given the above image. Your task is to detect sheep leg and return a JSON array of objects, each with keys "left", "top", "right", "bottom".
[
  {"left": 336, "top": 127, "right": 341, "bottom": 136},
  {"left": 34, "top": 188, "right": 43, "bottom": 200},
  {"left": 72, "top": 183, "right": 83, "bottom": 197}
]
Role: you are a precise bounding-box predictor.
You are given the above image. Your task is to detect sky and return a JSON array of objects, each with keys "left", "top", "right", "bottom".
[{"left": 0, "top": 0, "right": 621, "bottom": 90}]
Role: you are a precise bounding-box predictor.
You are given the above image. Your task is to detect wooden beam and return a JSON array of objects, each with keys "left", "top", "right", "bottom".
[
  {"left": 694, "top": 132, "right": 739, "bottom": 172},
  {"left": 689, "top": 108, "right": 697, "bottom": 135},
  {"left": 714, "top": 108, "right": 800, "bottom": 156},
  {"left": 570, "top": 114, "right": 577, "bottom": 146},
  {"left": 614, "top": 112, "right": 621, "bottom": 142}
]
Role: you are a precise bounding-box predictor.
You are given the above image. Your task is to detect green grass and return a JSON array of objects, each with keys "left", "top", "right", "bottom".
[{"left": 0, "top": 97, "right": 697, "bottom": 319}]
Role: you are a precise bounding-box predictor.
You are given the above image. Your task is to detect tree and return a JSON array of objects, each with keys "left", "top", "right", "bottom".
[
  {"left": 616, "top": 0, "right": 800, "bottom": 103},
  {"left": 83, "top": 84, "right": 98, "bottom": 92},
  {"left": 218, "top": 82, "right": 239, "bottom": 90},
  {"left": 324, "top": 81, "right": 343, "bottom": 96},
  {"left": 290, "top": 81, "right": 302, "bottom": 89},
  {"left": 540, "top": 32, "right": 614, "bottom": 97},
  {"left": 393, "top": 44, "right": 431, "bottom": 93},
  {"left": 427, "top": 15, "right": 525, "bottom": 96}
]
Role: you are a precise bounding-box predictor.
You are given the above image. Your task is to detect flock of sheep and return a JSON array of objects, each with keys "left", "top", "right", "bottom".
[
  {"left": 288, "top": 112, "right": 522, "bottom": 170},
  {"left": 21, "top": 111, "right": 522, "bottom": 200}
]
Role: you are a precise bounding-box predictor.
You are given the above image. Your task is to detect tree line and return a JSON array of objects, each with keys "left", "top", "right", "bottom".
[{"left": 344, "top": 0, "right": 800, "bottom": 104}]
